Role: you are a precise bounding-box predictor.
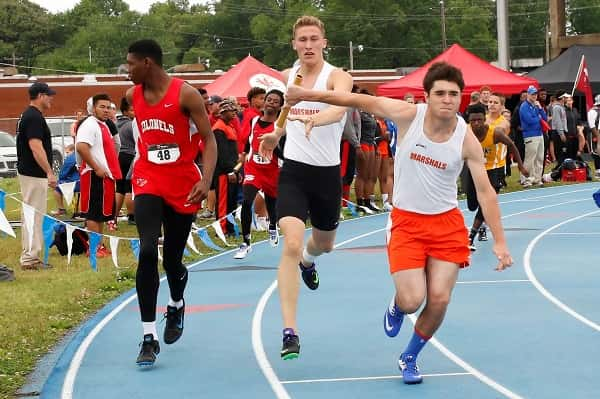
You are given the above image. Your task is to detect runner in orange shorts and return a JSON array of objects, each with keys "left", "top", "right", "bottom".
[{"left": 285, "top": 61, "right": 513, "bottom": 385}]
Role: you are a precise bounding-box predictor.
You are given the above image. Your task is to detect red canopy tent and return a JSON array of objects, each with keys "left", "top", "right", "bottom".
[
  {"left": 377, "top": 44, "right": 538, "bottom": 106},
  {"left": 203, "top": 55, "right": 286, "bottom": 106}
]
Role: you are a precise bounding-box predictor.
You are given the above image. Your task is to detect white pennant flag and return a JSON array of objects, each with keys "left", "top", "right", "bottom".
[
  {"left": 58, "top": 181, "right": 77, "bottom": 207},
  {"left": 22, "top": 203, "right": 35, "bottom": 252},
  {"left": 0, "top": 208, "right": 15, "bottom": 237},
  {"left": 211, "top": 221, "right": 229, "bottom": 246},
  {"left": 234, "top": 206, "right": 242, "bottom": 221},
  {"left": 186, "top": 231, "right": 200, "bottom": 254},
  {"left": 66, "top": 224, "right": 76, "bottom": 265},
  {"left": 109, "top": 236, "right": 120, "bottom": 268}
]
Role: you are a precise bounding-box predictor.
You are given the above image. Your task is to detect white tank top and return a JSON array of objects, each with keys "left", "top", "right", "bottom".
[
  {"left": 284, "top": 62, "right": 346, "bottom": 166},
  {"left": 393, "top": 104, "right": 466, "bottom": 214}
]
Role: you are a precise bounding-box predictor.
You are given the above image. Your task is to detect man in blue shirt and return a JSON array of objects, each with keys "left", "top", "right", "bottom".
[{"left": 519, "top": 85, "right": 548, "bottom": 187}]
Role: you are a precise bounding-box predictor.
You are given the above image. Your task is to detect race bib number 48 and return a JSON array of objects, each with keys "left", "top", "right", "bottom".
[{"left": 148, "top": 143, "right": 180, "bottom": 164}]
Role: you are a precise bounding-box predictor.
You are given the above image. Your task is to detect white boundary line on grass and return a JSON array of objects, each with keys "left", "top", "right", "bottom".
[{"left": 523, "top": 209, "right": 600, "bottom": 333}]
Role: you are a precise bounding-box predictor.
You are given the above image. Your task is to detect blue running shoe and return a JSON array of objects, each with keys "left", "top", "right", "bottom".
[
  {"left": 299, "top": 262, "right": 319, "bottom": 290},
  {"left": 398, "top": 353, "right": 423, "bottom": 384},
  {"left": 383, "top": 297, "right": 403, "bottom": 337}
]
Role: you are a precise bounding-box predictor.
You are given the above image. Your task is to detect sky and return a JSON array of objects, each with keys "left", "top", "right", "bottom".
[{"left": 30, "top": 0, "right": 206, "bottom": 14}]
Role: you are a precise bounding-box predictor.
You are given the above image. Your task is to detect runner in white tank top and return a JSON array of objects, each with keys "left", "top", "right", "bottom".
[
  {"left": 285, "top": 62, "right": 514, "bottom": 384},
  {"left": 257, "top": 16, "right": 353, "bottom": 361}
]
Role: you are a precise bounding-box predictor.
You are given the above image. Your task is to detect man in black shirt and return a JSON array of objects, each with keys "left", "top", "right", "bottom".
[{"left": 16, "top": 82, "right": 58, "bottom": 270}]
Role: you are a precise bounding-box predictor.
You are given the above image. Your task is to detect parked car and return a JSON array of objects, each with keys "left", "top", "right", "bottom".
[
  {"left": 46, "top": 118, "right": 76, "bottom": 175},
  {"left": 0, "top": 131, "right": 17, "bottom": 177}
]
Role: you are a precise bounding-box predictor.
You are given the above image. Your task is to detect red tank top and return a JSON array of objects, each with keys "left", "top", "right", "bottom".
[
  {"left": 246, "top": 116, "right": 278, "bottom": 170},
  {"left": 132, "top": 78, "right": 200, "bottom": 175}
]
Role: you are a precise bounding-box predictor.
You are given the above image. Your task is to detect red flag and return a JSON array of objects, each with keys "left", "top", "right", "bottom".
[{"left": 573, "top": 55, "right": 594, "bottom": 112}]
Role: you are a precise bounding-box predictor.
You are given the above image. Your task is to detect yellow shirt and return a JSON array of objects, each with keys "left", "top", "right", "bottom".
[{"left": 481, "top": 115, "right": 507, "bottom": 170}]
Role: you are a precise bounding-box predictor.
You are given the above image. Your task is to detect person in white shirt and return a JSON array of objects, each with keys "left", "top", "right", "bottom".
[
  {"left": 258, "top": 15, "right": 352, "bottom": 360},
  {"left": 285, "top": 61, "right": 513, "bottom": 384}
]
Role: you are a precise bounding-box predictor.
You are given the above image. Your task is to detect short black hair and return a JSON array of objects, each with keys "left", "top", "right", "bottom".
[
  {"left": 92, "top": 93, "right": 111, "bottom": 106},
  {"left": 198, "top": 88, "right": 207, "bottom": 96},
  {"left": 423, "top": 62, "right": 465, "bottom": 93},
  {"left": 120, "top": 97, "right": 131, "bottom": 113},
  {"left": 265, "top": 89, "right": 284, "bottom": 105},
  {"left": 128, "top": 39, "right": 163, "bottom": 67},
  {"left": 466, "top": 103, "right": 486, "bottom": 117},
  {"left": 247, "top": 87, "right": 266, "bottom": 102}
]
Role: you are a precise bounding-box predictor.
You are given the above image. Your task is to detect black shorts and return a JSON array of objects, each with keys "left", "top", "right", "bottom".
[
  {"left": 465, "top": 167, "right": 504, "bottom": 212},
  {"left": 116, "top": 152, "right": 134, "bottom": 195},
  {"left": 277, "top": 159, "right": 341, "bottom": 231}
]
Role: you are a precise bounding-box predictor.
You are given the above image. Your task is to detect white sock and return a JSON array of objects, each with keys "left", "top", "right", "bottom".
[
  {"left": 369, "top": 194, "right": 376, "bottom": 202},
  {"left": 143, "top": 322, "right": 158, "bottom": 339},
  {"left": 302, "top": 247, "right": 317, "bottom": 266},
  {"left": 382, "top": 193, "right": 389, "bottom": 203},
  {"left": 168, "top": 298, "right": 184, "bottom": 309}
]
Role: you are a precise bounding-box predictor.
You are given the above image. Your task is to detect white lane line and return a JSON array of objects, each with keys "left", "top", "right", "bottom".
[
  {"left": 523, "top": 209, "right": 600, "bottom": 333},
  {"left": 456, "top": 279, "right": 529, "bottom": 285},
  {"left": 406, "top": 315, "right": 524, "bottom": 399},
  {"left": 497, "top": 187, "right": 596, "bottom": 204},
  {"left": 280, "top": 372, "right": 471, "bottom": 384},
  {"left": 252, "top": 227, "right": 387, "bottom": 399},
  {"left": 254, "top": 195, "right": 592, "bottom": 399},
  {"left": 61, "top": 246, "right": 240, "bottom": 399},
  {"left": 547, "top": 232, "right": 600, "bottom": 236}
]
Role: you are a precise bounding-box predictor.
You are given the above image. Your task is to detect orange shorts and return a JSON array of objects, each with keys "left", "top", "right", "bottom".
[
  {"left": 377, "top": 141, "right": 389, "bottom": 157},
  {"left": 386, "top": 207, "right": 470, "bottom": 273},
  {"left": 360, "top": 143, "right": 374, "bottom": 152}
]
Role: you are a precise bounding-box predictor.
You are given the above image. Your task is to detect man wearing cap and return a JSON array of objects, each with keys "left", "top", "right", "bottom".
[
  {"left": 587, "top": 94, "right": 600, "bottom": 178},
  {"left": 519, "top": 85, "right": 548, "bottom": 187},
  {"left": 16, "top": 82, "right": 58, "bottom": 270},
  {"left": 212, "top": 99, "right": 240, "bottom": 234},
  {"left": 207, "top": 95, "right": 223, "bottom": 126}
]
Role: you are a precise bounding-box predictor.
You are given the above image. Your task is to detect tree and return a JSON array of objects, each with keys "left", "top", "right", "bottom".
[
  {"left": 568, "top": 0, "right": 600, "bottom": 35},
  {"left": 0, "top": 0, "right": 54, "bottom": 70}
]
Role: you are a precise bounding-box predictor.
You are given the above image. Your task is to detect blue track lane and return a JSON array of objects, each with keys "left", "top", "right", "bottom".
[{"left": 41, "top": 183, "right": 600, "bottom": 398}]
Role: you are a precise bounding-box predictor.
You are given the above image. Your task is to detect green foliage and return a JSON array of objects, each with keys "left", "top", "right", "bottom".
[
  {"left": 1, "top": 1, "right": 599, "bottom": 77},
  {"left": 568, "top": 0, "right": 600, "bottom": 35}
]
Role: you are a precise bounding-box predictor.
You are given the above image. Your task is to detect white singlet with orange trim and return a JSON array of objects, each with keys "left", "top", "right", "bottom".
[
  {"left": 285, "top": 62, "right": 346, "bottom": 166},
  {"left": 393, "top": 104, "right": 467, "bottom": 214}
]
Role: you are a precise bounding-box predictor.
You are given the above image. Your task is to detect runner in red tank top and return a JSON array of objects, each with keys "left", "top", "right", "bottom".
[
  {"left": 233, "top": 89, "right": 284, "bottom": 259},
  {"left": 125, "top": 39, "right": 217, "bottom": 368}
]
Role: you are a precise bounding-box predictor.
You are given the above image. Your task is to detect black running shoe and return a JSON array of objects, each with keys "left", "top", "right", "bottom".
[
  {"left": 163, "top": 301, "right": 185, "bottom": 344},
  {"left": 299, "top": 262, "right": 319, "bottom": 290},
  {"left": 280, "top": 328, "right": 300, "bottom": 360},
  {"left": 136, "top": 334, "right": 160, "bottom": 367},
  {"left": 478, "top": 226, "right": 488, "bottom": 241}
]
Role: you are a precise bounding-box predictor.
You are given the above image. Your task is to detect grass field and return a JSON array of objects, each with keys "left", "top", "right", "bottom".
[{"left": 0, "top": 165, "right": 589, "bottom": 399}]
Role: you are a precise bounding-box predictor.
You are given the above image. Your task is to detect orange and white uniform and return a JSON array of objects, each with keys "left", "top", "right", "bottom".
[{"left": 386, "top": 104, "right": 470, "bottom": 272}]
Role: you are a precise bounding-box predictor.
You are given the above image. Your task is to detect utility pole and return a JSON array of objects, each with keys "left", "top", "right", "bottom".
[
  {"left": 349, "top": 41, "right": 354, "bottom": 71},
  {"left": 440, "top": 0, "right": 448, "bottom": 50},
  {"left": 496, "top": 0, "right": 510, "bottom": 70}
]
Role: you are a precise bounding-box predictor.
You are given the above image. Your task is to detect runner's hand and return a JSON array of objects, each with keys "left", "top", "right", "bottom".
[
  {"left": 493, "top": 242, "right": 513, "bottom": 271},
  {"left": 258, "top": 132, "right": 280, "bottom": 161},
  {"left": 187, "top": 179, "right": 209, "bottom": 204},
  {"left": 287, "top": 114, "right": 315, "bottom": 139},
  {"left": 285, "top": 85, "right": 304, "bottom": 106}
]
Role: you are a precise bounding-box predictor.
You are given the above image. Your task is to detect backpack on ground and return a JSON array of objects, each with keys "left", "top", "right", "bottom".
[
  {"left": 51, "top": 224, "right": 89, "bottom": 256},
  {"left": 0, "top": 264, "right": 15, "bottom": 282}
]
